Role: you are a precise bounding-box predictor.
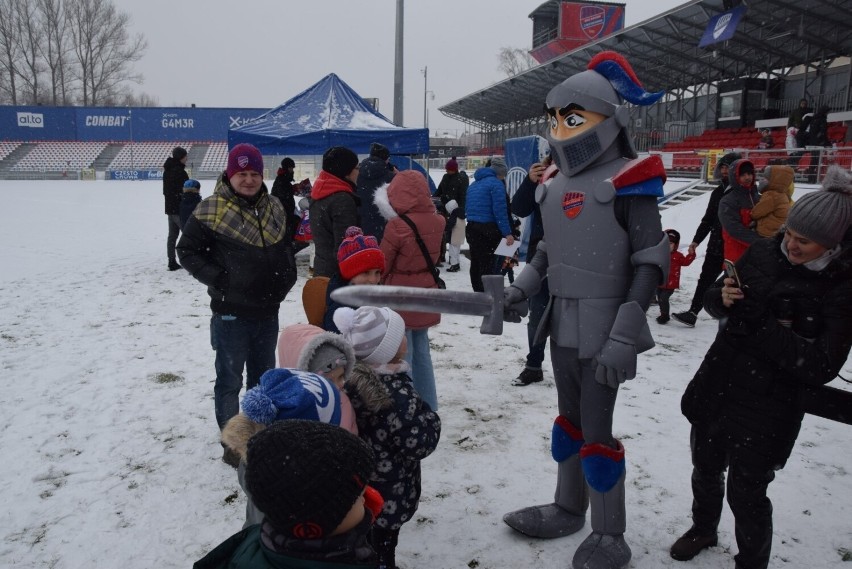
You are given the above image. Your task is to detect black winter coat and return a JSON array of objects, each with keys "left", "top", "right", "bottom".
[
  {"left": 682, "top": 234, "right": 852, "bottom": 468},
  {"left": 270, "top": 169, "right": 300, "bottom": 242},
  {"left": 177, "top": 175, "right": 297, "bottom": 319},
  {"left": 356, "top": 156, "right": 395, "bottom": 243},
  {"left": 691, "top": 181, "right": 727, "bottom": 257},
  {"left": 435, "top": 171, "right": 469, "bottom": 218},
  {"left": 162, "top": 156, "right": 188, "bottom": 215}
]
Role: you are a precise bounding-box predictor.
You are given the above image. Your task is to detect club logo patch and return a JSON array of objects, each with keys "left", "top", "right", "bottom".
[
  {"left": 562, "top": 192, "right": 585, "bottom": 219},
  {"left": 238, "top": 155, "right": 249, "bottom": 168},
  {"left": 580, "top": 6, "right": 606, "bottom": 39}
]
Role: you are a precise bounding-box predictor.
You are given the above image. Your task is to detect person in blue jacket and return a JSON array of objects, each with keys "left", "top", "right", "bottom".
[{"left": 464, "top": 157, "right": 515, "bottom": 292}]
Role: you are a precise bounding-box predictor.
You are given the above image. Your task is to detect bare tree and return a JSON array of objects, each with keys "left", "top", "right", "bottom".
[
  {"left": 16, "top": 0, "right": 46, "bottom": 105},
  {"left": 0, "top": 0, "right": 22, "bottom": 105},
  {"left": 66, "top": 0, "right": 146, "bottom": 106},
  {"left": 38, "top": 0, "right": 73, "bottom": 105},
  {"left": 498, "top": 47, "right": 537, "bottom": 77}
]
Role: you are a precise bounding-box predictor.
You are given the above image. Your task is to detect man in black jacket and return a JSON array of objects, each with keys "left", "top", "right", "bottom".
[
  {"left": 672, "top": 152, "right": 740, "bottom": 327},
  {"left": 177, "top": 143, "right": 297, "bottom": 467},
  {"left": 163, "top": 146, "right": 189, "bottom": 270}
]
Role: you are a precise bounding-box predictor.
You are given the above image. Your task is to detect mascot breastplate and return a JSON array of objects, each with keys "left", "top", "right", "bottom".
[{"left": 538, "top": 159, "right": 632, "bottom": 300}]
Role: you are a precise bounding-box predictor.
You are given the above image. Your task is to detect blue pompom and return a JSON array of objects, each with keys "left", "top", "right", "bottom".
[{"left": 241, "top": 387, "right": 278, "bottom": 424}]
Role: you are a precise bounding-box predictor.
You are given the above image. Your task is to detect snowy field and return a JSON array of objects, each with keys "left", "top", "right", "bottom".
[{"left": 1, "top": 174, "right": 851, "bottom": 568}]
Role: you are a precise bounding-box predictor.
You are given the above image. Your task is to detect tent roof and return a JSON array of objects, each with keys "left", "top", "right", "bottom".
[
  {"left": 228, "top": 73, "right": 429, "bottom": 155},
  {"left": 440, "top": 0, "right": 852, "bottom": 128}
]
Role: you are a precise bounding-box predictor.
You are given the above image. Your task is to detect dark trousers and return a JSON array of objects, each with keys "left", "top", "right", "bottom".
[
  {"left": 370, "top": 527, "right": 400, "bottom": 569},
  {"left": 167, "top": 214, "right": 181, "bottom": 263},
  {"left": 690, "top": 424, "right": 776, "bottom": 569},
  {"left": 465, "top": 221, "right": 502, "bottom": 292},
  {"left": 210, "top": 314, "right": 279, "bottom": 429},
  {"left": 525, "top": 279, "right": 549, "bottom": 369},
  {"left": 656, "top": 288, "right": 674, "bottom": 318},
  {"left": 689, "top": 239, "right": 724, "bottom": 314}
]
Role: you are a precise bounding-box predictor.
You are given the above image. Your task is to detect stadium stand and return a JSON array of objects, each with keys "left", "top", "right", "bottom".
[
  {"left": 107, "top": 142, "right": 194, "bottom": 170},
  {"left": 0, "top": 141, "right": 20, "bottom": 161},
  {"left": 10, "top": 141, "right": 107, "bottom": 171},
  {"left": 199, "top": 142, "right": 228, "bottom": 172}
]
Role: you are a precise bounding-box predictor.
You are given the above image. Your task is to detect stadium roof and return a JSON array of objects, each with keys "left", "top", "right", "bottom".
[{"left": 440, "top": 0, "right": 852, "bottom": 129}]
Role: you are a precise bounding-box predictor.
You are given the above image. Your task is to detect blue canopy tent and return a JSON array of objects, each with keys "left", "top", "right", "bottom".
[{"left": 228, "top": 73, "right": 429, "bottom": 156}]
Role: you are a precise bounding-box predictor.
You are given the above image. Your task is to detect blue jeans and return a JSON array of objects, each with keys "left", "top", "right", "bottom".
[
  {"left": 526, "top": 279, "right": 549, "bottom": 369},
  {"left": 210, "top": 313, "right": 279, "bottom": 429},
  {"left": 404, "top": 328, "right": 437, "bottom": 411}
]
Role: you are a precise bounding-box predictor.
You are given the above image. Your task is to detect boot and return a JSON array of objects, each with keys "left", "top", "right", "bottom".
[
  {"left": 656, "top": 314, "right": 670, "bottom": 324},
  {"left": 672, "top": 311, "right": 697, "bottom": 327},
  {"left": 572, "top": 446, "right": 630, "bottom": 569},
  {"left": 446, "top": 263, "right": 461, "bottom": 272},
  {"left": 168, "top": 260, "right": 182, "bottom": 271},
  {"left": 670, "top": 526, "right": 718, "bottom": 561},
  {"left": 504, "top": 454, "right": 587, "bottom": 538},
  {"left": 513, "top": 367, "right": 543, "bottom": 386}
]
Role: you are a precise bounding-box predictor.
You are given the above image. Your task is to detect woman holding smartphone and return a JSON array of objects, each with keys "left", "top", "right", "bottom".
[{"left": 671, "top": 165, "right": 852, "bottom": 569}]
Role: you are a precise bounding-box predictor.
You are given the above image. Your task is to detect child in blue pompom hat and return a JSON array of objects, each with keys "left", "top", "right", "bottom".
[
  {"left": 179, "top": 179, "right": 202, "bottom": 229},
  {"left": 221, "top": 368, "right": 355, "bottom": 528}
]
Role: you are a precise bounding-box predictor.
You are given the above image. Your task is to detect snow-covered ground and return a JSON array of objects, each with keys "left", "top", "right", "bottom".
[{"left": 1, "top": 174, "right": 850, "bottom": 568}]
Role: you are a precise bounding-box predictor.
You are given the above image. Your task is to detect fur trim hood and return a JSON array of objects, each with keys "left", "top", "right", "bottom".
[
  {"left": 220, "top": 414, "right": 265, "bottom": 462},
  {"left": 277, "top": 323, "right": 355, "bottom": 380},
  {"left": 374, "top": 170, "right": 436, "bottom": 221},
  {"left": 344, "top": 362, "right": 396, "bottom": 414}
]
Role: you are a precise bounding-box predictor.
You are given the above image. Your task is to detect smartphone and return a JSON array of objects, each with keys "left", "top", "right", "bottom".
[{"left": 723, "top": 259, "right": 741, "bottom": 288}]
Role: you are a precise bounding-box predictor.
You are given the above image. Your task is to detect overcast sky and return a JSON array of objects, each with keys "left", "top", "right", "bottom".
[{"left": 114, "top": 0, "right": 688, "bottom": 135}]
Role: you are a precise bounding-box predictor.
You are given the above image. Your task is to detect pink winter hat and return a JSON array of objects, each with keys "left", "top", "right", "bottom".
[{"left": 226, "top": 143, "right": 264, "bottom": 178}]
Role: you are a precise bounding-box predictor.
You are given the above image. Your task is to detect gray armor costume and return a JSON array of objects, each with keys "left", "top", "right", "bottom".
[{"left": 502, "top": 53, "right": 668, "bottom": 569}]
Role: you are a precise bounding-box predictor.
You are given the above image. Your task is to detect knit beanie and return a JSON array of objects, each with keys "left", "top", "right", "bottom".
[
  {"left": 333, "top": 306, "right": 406, "bottom": 366},
  {"left": 337, "top": 226, "right": 386, "bottom": 281},
  {"left": 369, "top": 142, "right": 390, "bottom": 161},
  {"left": 241, "top": 368, "right": 342, "bottom": 426},
  {"left": 172, "top": 146, "right": 188, "bottom": 160},
  {"left": 713, "top": 151, "right": 741, "bottom": 180},
  {"left": 490, "top": 157, "right": 508, "bottom": 178},
  {"left": 445, "top": 158, "right": 459, "bottom": 172},
  {"left": 226, "top": 143, "right": 264, "bottom": 178},
  {"left": 246, "top": 419, "right": 374, "bottom": 539},
  {"left": 786, "top": 165, "right": 852, "bottom": 248},
  {"left": 281, "top": 157, "right": 295, "bottom": 169},
  {"left": 183, "top": 179, "right": 201, "bottom": 191},
  {"left": 665, "top": 228, "right": 680, "bottom": 245},
  {"left": 323, "top": 146, "right": 359, "bottom": 180}
]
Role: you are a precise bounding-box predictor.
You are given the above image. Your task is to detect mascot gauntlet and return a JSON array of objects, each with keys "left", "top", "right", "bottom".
[
  {"left": 594, "top": 301, "right": 647, "bottom": 388},
  {"left": 502, "top": 262, "right": 542, "bottom": 322}
]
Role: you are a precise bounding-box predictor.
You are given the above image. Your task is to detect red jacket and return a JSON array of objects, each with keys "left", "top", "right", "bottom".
[
  {"left": 660, "top": 249, "right": 696, "bottom": 290},
  {"left": 376, "top": 171, "right": 446, "bottom": 330}
]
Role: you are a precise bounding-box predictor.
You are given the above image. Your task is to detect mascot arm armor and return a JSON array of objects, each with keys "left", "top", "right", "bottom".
[
  {"left": 511, "top": 239, "right": 548, "bottom": 299},
  {"left": 627, "top": 232, "right": 669, "bottom": 312}
]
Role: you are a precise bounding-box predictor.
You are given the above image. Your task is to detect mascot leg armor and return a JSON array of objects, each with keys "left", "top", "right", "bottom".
[
  {"left": 503, "top": 416, "right": 588, "bottom": 538},
  {"left": 573, "top": 441, "right": 631, "bottom": 569}
]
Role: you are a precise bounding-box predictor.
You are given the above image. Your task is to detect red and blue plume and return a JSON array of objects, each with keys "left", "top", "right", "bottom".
[{"left": 588, "top": 51, "right": 664, "bottom": 106}]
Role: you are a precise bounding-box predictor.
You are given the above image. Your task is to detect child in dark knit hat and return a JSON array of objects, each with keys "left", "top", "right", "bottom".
[
  {"left": 220, "top": 368, "right": 356, "bottom": 528},
  {"left": 321, "top": 226, "right": 386, "bottom": 333},
  {"left": 196, "top": 420, "right": 383, "bottom": 569},
  {"left": 179, "top": 179, "right": 202, "bottom": 229},
  {"left": 333, "top": 306, "right": 441, "bottom": 569}
]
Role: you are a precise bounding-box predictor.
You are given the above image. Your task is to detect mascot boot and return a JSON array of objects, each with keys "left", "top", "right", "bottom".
[
  {"left": 572, "top": 441, "right": 631, "bottom": 569},
  {"left": 504, "top": 416, "right": 588, "bottom": 538}
]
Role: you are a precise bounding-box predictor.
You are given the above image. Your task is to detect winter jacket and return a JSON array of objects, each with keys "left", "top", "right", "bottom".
[
  {"left": 718, "top": 160, "right": 760, "bottom": 262},
  {"left": 344, "top": 362, "right": 441, "bottom": 531},
  {"left": 751, "top": 165, "right": 793, "bottom": 237},
  {"left": 807, "top": 106, "right": 831, "bottom": 147},
  {"left": 510, "top": 167, "right": 558, "bottom": 261},
  {"left": 309, "top": 171, "right": 361, "bottom": 278},
  {"left": 270, "top": 169, "right": 300, "bottom": 243},
  {"left": 465, "top": 167, "right": 512, "bottom": 237},
  {"left": 681, "top": 234, "right": 852, "bottom": 469},
  {"left": 660, "top": 249, "right": 696, "bottom": 290},
  {"left": 322, "top": 273, "right": 352, "bottom": 334},
  {"left": 162, "top": 156, "right": 188, "bottom": 215},
  {"left": 179, "top": 189, "right": 202, "bottom": 229},
  {"left": 375, "top": 170, "right": 446, "bottom": 330},
  {"left": 193, "top": 520, "right": 377, "bottom": 569},
  {"left": 691, "top": 181, "right": 727, "bottom": 258},
  {"left": 356, "top": 156, "right": 396, "bottom": 243},
  {"left": 435, "top": 171, "right": 469, "bottom": 218},
  {"left": 177, "top": 174, "right": 297, "bottom": 319}
]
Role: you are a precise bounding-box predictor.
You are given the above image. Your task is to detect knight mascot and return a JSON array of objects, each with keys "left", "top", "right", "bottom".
[{"left": 501, "top": 51, "right": 669, "bottom": 569}]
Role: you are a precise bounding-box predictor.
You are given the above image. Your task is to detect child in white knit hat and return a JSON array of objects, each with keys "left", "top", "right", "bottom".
[{"left": 333, "top": 306, "right": 441, "bottom": 569}]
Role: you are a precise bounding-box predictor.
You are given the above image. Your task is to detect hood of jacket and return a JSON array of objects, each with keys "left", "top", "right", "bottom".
[
  {"left": 220, "top": 414, "right": 265, "bottom": 462},
  {"left": 311, "top": 170, "right": 356, "bottom": 200},
  {"left": 473, "top": 166, "right": 497, "bottom": 182},
  {"left": 276, "top": 323, "right": 355, "bottom": 380},
  {"left": 358, "top": 155, "right": 393, "bottom": 182},
  {"left": 728, "top": 159, "right": 757, "bottom": 194},
  {"left": 374, "top": 170, "right": 436, "bottom": 220},
  {"left": 344, "top": 362, "right": 394, "bottom": 414},
  {"left": 762, "top": 165, "right": 795, "bottom": 196}
]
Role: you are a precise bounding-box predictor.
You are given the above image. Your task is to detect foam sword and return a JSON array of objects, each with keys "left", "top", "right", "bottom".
[{"left": 330, "top": 275, "right": 521, "bottom": 335}]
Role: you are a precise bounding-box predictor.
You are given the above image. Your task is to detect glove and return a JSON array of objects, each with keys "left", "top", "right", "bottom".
[
  {"left": 594, "top": 301, "right": 646, "bottom": 388},
  {"left": 503, "top": 286, "right": 529, "bottom": 323}
]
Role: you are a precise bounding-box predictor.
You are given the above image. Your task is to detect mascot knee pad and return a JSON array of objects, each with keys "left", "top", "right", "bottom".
[
  {"left": 551, "top": 416, "right": 584, "bottom": 462},
  {"left": 580, "top": 440, "right": 626, "bottom": 493}
]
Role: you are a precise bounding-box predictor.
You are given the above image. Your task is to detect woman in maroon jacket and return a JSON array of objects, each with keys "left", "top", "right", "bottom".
[{"left": 375, "top": 170, "right": 446, "bottom": 411}]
